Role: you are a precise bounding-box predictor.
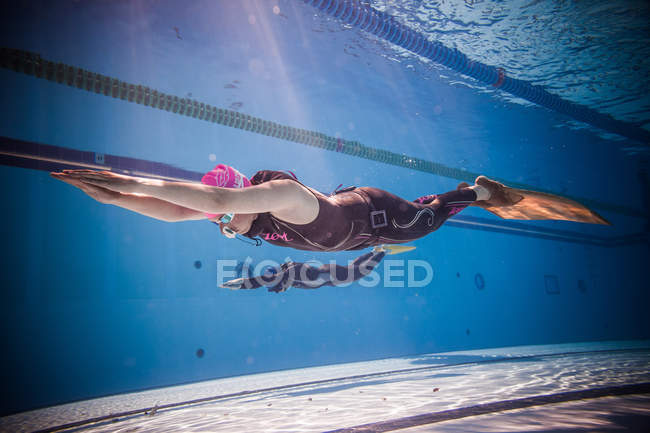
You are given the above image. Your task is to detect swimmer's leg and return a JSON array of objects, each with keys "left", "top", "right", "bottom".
[
  {"left": 427, "top": 176, "right": 522, "bottom": 228},
  {"left": 266, "top": 250, "right": 387, "bottom": 292},
  {"left": 274, "top": 254, "right": 374, "bottom": 291},
  {"left": 428, "top": 186, "right": 478, "bottom": 229}
]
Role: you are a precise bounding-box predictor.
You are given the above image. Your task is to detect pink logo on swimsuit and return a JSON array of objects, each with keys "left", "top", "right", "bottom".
[
  {"left": 262, "top": 232, "right": 294, "bottom": 242},
  {"left": 447, "top": 206, "right": 464, "bottom": 216}
]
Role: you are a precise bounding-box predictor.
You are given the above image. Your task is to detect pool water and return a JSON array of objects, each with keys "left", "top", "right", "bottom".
[
  {"left": 1, "top": 0, "right": 649, "bottom": 429},
  {"left": 2, "top": 341, "right": 649, "bottom": 432}
]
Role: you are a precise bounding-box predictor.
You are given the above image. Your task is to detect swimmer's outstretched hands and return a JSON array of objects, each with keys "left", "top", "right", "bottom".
[
  {"left": 220, "top": 277, "right": 245, "bottom": 290},
  {"left": 50, "top": 171, "right": 121, "bottom": 204},
  {"left": 55, "top": 169, "right": 142, "bottom": 194}
]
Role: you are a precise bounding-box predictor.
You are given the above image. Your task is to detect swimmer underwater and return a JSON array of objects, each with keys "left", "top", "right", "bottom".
[{"left": 51, "top": 165, "right": 609, "bottom": 290}]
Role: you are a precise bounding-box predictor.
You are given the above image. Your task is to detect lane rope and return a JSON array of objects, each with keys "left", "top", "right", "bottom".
[{"left": 1, "top": 47, "right": 645, "bottom": 219}]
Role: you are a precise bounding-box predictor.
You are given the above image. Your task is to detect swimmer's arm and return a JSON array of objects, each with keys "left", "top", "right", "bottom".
[
  {"left": 50, "top": 171, "right": 206, "bottom": 222},
  {"left": 109, "top": 193, "right": 207, "bottom": 222},
  {"left": 134, "top": 178, "right": 316, "bottom": 219},
  {"left": 68, "top": 170, "right": 318, "bottom": 223}
]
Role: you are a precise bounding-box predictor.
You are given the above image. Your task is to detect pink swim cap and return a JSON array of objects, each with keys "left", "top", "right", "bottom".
[{"left": 201, "top": 164, "right": 251, "bottom": 219}]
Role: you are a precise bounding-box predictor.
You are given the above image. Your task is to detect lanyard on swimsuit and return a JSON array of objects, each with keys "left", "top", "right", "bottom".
[{"left": 332, "top": 184, "right": 356, "bottom": 195}]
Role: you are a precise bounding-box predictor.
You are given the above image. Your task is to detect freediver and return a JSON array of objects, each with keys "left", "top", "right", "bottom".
[{"left": 51, "top": 164, "right": 608, "bottom": 253}]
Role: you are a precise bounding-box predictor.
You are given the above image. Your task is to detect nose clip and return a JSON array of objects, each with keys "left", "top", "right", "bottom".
[
  {"left": 211, "top": 221, "right": 261, "bottom": 246},
  {"left": 222, "top": 226, "right": 237, "bottom": 238}
]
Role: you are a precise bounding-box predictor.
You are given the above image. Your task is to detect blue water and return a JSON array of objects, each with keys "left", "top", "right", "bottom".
[{"left": 1, "top": 0, "right": 649, "bottom": 417}]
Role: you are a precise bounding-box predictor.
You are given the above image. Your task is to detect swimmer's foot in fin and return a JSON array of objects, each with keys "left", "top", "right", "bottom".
[
  {"left": 374, "top": 244, "right": 417, "bottom": 255},
  {"left": 472, "top": 175, "right": 523, "bottom": 208},
  {"left": 468, "top": 175, "right": 610, "bottom": 225}
]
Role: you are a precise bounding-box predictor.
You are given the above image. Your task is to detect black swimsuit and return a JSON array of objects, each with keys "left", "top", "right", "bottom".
[
  {"left": 243, "top": 170, "right": 477, "bottom": 252},
  {"left": 233, "top": 249, "right": 387, "bottom": 292}
]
